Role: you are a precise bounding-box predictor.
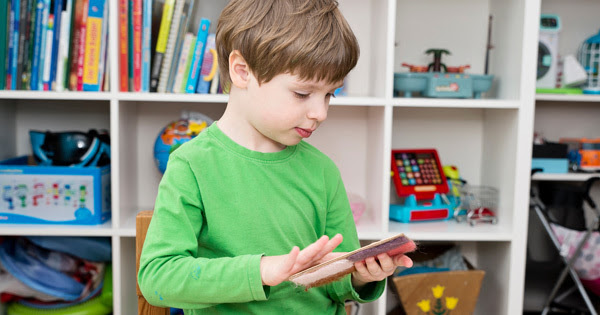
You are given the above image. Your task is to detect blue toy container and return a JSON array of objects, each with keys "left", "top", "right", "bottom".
[{"left": 0, "top": 156, "right": 111, "bottom": 225}]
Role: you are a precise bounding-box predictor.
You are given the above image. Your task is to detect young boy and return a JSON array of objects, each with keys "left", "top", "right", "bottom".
[{"left": 138, "top": 0, "right": 413, "bottom": 313}]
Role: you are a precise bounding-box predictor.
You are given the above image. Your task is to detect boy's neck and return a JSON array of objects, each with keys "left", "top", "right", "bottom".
[{"left": 217, "top": 93, "right": 287, "bottom": 153}]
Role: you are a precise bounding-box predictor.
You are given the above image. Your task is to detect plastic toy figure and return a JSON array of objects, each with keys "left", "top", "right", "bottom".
[
  {"left": 64, "top": 184, "right": 73, "bottom": 206},
  {"left": 52, "top": 183, "right": 60, "bottom": 205},
  {"left": 16, "top": 184, "right": 28, "bottom": 208},
  {"left": 32, "top": 182, "right": 44, "bottom": 206},
  {"left": 79, "top": 185, "right": 87, "bottom": 209},
  {"left": 2, "top": 185, "right": 13, "bottom": 210}
]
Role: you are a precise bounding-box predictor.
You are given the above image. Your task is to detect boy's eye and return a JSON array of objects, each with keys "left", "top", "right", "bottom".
[
  {"left": 294, "top": 92, "right": 309, "bottom": 99},
  {"left": 326, "top": 93, "right": 336, "bottom": 98}
]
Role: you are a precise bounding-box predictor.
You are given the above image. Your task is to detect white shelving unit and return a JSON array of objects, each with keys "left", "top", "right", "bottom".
[{"left": 0, "top": 0, "right": 544, "bottom": 314}]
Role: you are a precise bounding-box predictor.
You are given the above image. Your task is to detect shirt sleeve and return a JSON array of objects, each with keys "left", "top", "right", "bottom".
[
  {"left": 321, "top": 167, "right": 385, "bottom": 303},
  {"left": 137, "top": 154, "right": 270, "bottom": 310}
]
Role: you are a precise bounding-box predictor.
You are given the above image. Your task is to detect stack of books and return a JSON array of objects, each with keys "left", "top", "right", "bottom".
[
  {"left": 0, "top": 0, "right": 109, "bottom": 92},
  {"left": 120, "top": 0, "right": 220, "bottom": 94}
]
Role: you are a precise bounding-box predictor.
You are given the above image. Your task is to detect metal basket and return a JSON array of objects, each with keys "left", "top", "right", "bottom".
[{"left": 456, "top": 185, "right": 499, "bottom": 226}]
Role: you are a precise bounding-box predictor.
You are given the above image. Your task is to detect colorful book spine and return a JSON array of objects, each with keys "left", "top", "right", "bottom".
[
  {"left": 179, "top": 35, "right": 195, "bottom": 93},
  {"left": 126, "top": 0, "right": 132, "bottom": 90},
  {"left": 149, "top": 0, "right": 175, "bottom": 92},
  {"left": 30, "top": 0, "right": 47, "bottom": 90},
  {"left": 156, "top": 0, "right": 184, "bottom": 93},
  {"left": 41, "top": 13, "right": 54, "bottom": 90},
  {"left": 55, "top": 0, "right": 73, "bottom": 91},
  {"left": 67, "top": 0, "right": 83, "bottom": 90},
  {"left": 118, "top": 0, "right": 127, "bottom": 91},
  {"left": 7, "top": 0, "right": 20, "bottom": 90},
  {"left": 82, "top": 0, "right": 105, "bottom": 91},
  {"left": 165, "top": 7, "right": 186, "bottom": 92},
  {"left": 166, "top": 0, "right": 193, "bottom": 92},
  {"left": 209, "top": 65, "right": 219, "bottom": 94},
  {"left": 184, "top": 18, "right": 209, "bottom": 93},
  {"left": 0, "top": 0, "right": 8, "bottom": 89},
  {"left": 37, "top": 0, "right": 50, "bottom": 90},
  {"left": 16, "top": 0, "right": 29, "bottom": 90},
  {"left": 101, "top": 29, "right": 108, "bottom": 90},
  {"left": 131, "top": 0, "right": 141, "bottom": 91},
  {"left": 48, "top": 0, "right": 63, "bottom": 90},
  {"left": 196, "top": 33, "right": 216, "bottom": 94},
  {"left": 140, "top": 0, "right": 152, "bottom": 92},
  {"left": 95, "top": 0, "right": 108, "bottom": 91},
  {"left": 172, "top": 32, "right": 192, "bottom": 93},
  {"left": 20, "top": 0, "right": 35, "bottom": 90},
  {"left": 75, "top": 0, "right": 88, "bottom": 90}
]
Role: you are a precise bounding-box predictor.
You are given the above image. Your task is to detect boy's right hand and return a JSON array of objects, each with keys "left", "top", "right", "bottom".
[{"left": 260, "top": 234, "right": 343, "bottom": 286}]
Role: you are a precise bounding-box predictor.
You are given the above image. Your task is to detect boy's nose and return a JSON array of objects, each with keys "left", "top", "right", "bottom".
[{"left": 307, "top": 100, "right": 328, "bottom": 122}]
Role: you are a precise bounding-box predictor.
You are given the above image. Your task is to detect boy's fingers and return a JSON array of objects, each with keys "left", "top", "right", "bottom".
[
  {"left": 316, "top": 234, "right": 343, "bottom": 260},
  {"left": 354, "top": 260, "right": 368, "bottom": 275},
  {"left": 304, "top": 234, "right": 342, "bottom": 267},
  {"left": 376, "top": 253, "right": 395, "bottom": 274},
  {"left": 365, "top": 256, "right": 383, "bottom": 276},
  {"left": 295, "top": 235, "right": 329, "bottom": 266},
  {"left": 395, "top": 255, "right": 413, "bottom": 268}
]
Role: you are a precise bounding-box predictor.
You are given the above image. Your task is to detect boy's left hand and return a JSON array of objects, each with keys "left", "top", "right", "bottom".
[{"left": 351, "top": 253, "right": 413, "bottom": 289}]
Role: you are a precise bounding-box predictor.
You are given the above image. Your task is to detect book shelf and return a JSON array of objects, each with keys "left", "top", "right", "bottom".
[{"left": 0, "top": 0, "right": 546, "bottom": 314}]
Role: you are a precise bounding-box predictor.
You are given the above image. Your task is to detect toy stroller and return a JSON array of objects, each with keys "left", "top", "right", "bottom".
[{"left": 530, "top": 169, "right": 600, "bottom": 314}]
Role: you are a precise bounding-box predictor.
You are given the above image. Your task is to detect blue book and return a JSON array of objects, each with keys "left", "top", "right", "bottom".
[
  {"left": 8, "top": 0, "right": 19, "bottom": 90},
  {"left": 184, "top": 18, "right": 209, "bottom": 93},
  {"left": 195, "top": 33, "right": 215, "bottom": 94},
  {"left": 30, "top": 0, "right": 46, "bottom": 90},
  {"left": 48, "top": 0, "right": 63, "bottom": 91},
  {"left": 140, "top": 0, "right": 152, "bottom": 92}
]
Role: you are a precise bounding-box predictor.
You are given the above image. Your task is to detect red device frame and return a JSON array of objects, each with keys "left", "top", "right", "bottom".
[{"left": 391, "top": 149, "right": 448, "bottom": 200}]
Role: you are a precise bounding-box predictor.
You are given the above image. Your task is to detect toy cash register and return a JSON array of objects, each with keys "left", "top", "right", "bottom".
[{"left": 389, "top": 149, "right": 456, "bottom": 222}]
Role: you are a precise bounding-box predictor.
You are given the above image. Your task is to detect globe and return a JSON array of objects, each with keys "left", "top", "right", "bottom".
[{"left": 153, "top": 112, "right": 213, "bottom": 174}]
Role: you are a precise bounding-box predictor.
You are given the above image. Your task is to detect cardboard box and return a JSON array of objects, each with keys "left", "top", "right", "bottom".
[
  {"left": 390, "top": 246, "right": 485, "bottom": 315},
  {"left": 0, "top": 156, "right": 111, "bottom": 225}
]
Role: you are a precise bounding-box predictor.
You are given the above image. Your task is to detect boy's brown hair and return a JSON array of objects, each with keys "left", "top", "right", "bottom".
[{"left": 216, "top": 0, "right": 359, "bottom": 87}]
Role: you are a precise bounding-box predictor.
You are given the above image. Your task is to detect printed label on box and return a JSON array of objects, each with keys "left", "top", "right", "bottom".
[{"left": 1, "top": 174, "right": 96, "bottom": 222}]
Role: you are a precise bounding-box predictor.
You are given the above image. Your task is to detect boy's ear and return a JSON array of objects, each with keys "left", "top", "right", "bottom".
[{"left": 229, "top": 50, "right": 250, "bottom": 88}]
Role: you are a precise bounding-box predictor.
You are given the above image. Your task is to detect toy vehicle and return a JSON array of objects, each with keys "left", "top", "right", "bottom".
[{"left": 560, "top": 138, "right": 600, "bottom": 172}]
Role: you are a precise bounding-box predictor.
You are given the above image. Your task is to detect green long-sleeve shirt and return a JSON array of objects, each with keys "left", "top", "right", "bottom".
[{"left": 138, "top": 123, "right": 384, "bottom": 314}]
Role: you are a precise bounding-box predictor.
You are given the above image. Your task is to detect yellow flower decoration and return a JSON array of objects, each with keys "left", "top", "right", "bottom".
[
  {"left": 446, "top": 297, "right": 459, "bottom": 310},
  {"left": 417, "top": 299, "right": 431, "bottom": 312},
  {"left": 432, "top": 285, "right": 445, "bottom": 298}
]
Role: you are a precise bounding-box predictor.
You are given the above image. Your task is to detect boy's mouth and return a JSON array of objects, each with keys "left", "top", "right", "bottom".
[{"left": 295, "top": 127, "right": 313, "bottom": 138}]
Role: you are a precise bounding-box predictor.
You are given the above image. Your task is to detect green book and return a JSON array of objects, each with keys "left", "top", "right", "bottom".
[{"left": 0, "top": 0, "right": 8, "bottom": 89}]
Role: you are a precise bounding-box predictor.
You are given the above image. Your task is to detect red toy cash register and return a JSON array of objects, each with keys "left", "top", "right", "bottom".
[{"left": 389, "top": 149, "right": 456, "bottom": 222}]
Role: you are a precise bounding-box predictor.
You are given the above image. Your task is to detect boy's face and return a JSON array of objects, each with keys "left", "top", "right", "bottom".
[{"left": 243, "top": 72, "right": 342, "bottom": 150}]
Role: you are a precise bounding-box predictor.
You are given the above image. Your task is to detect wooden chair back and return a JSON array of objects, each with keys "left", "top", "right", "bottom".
[{"left": 136, "top": 210, "right": 169, "bottom": 315}]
